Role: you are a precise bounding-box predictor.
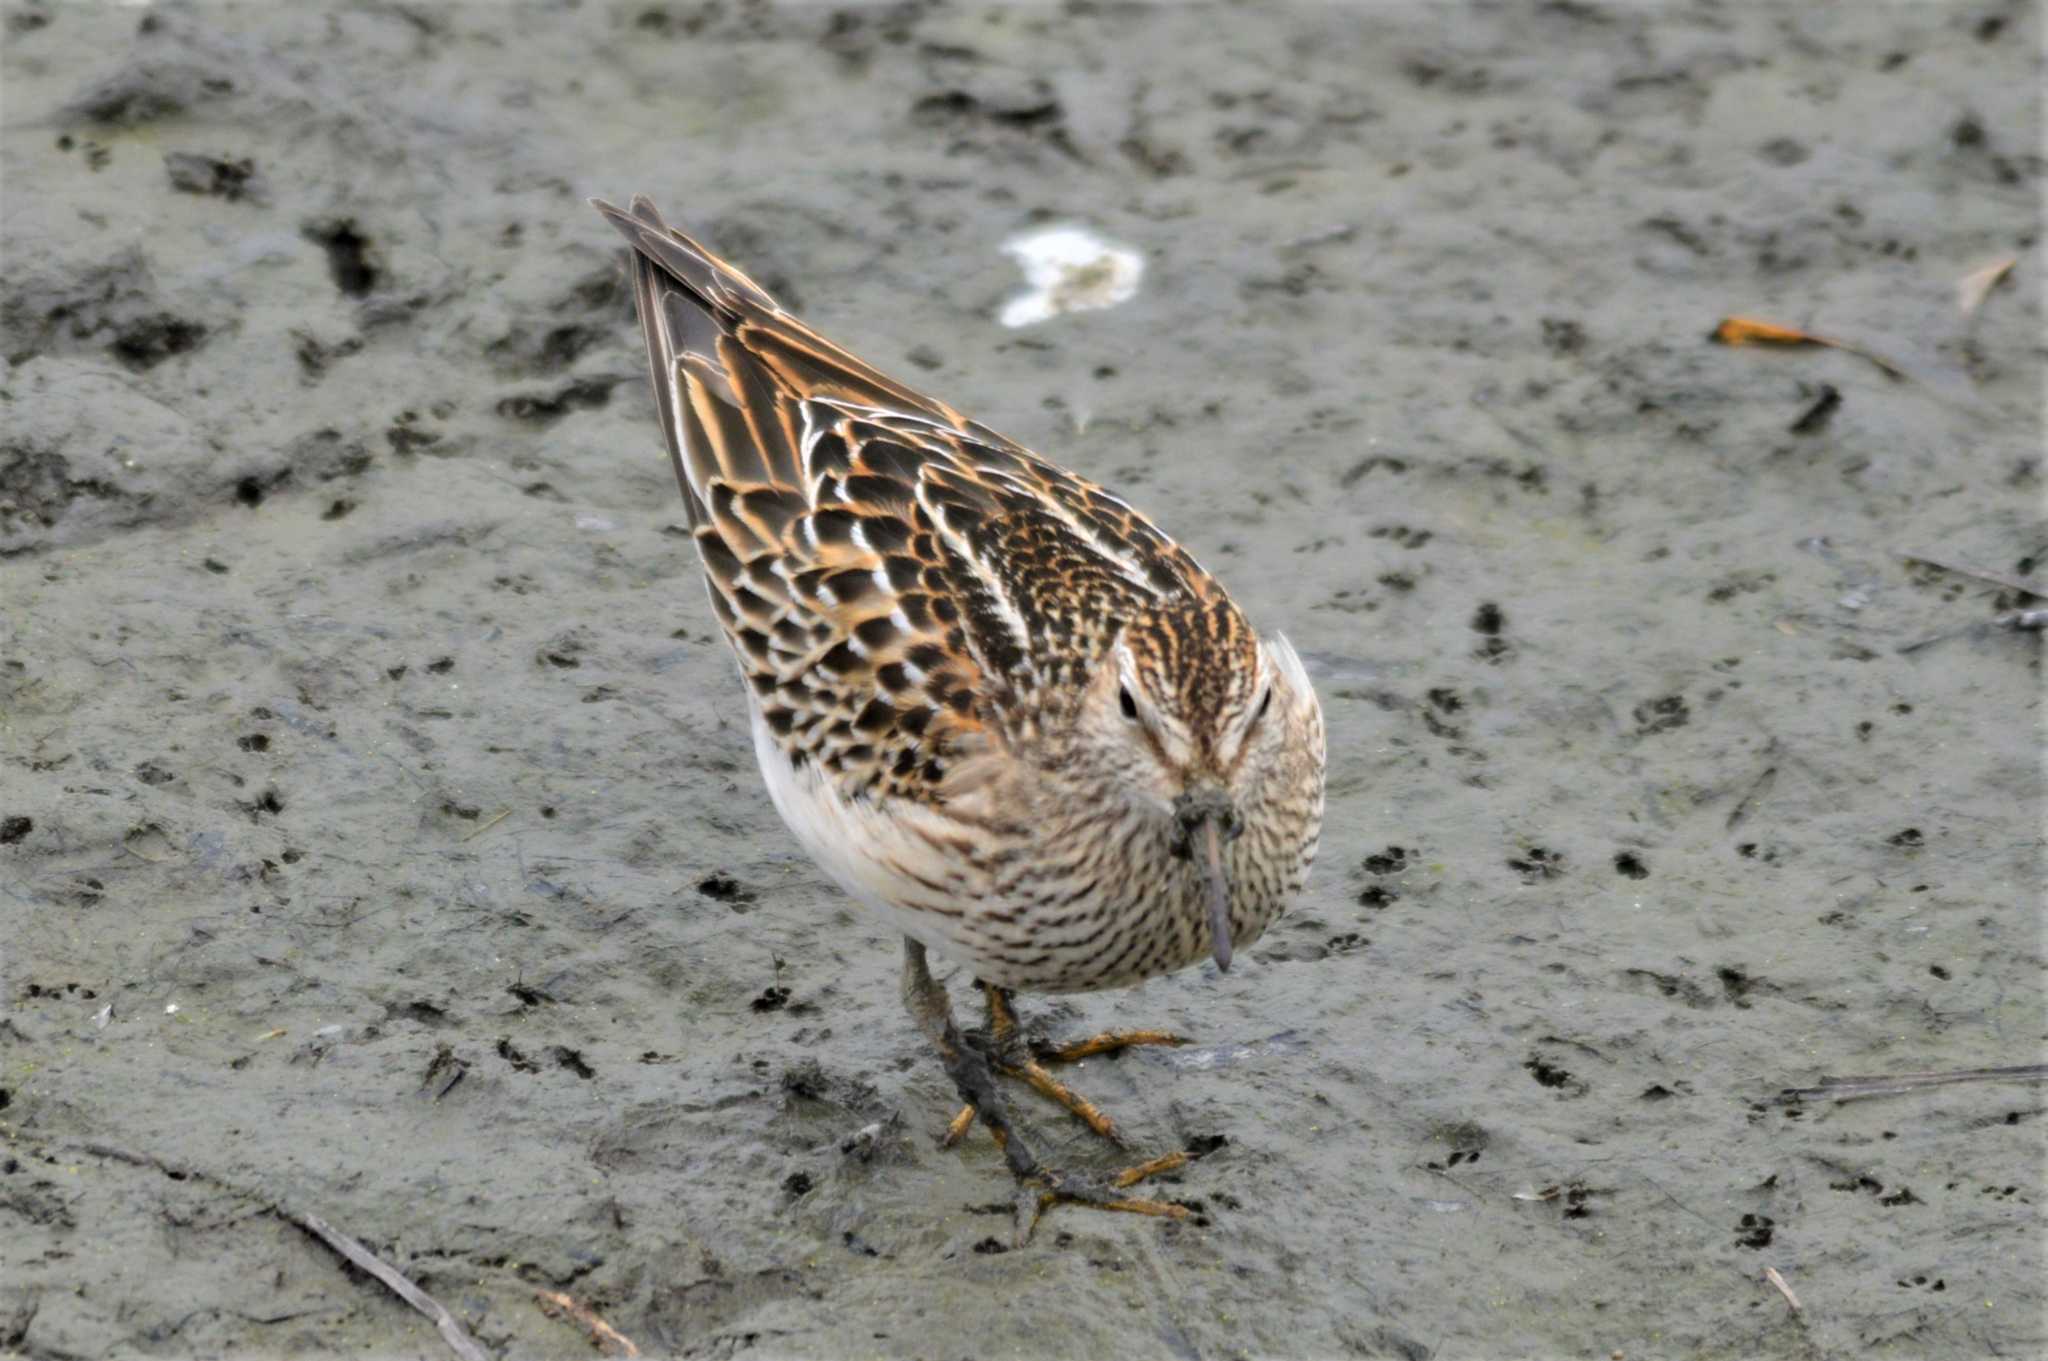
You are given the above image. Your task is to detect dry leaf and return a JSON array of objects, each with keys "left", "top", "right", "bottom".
[
  {"left": 1710, "top": 316, "right": 1905, "bottom": 380},
  {"left": 1957, "top": 258, "right": 2016, "bottom": 315}
]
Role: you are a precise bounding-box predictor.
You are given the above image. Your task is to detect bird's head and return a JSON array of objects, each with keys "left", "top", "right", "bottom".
[{"left": 1077, "top": 595, "right": 1319, "bottom": 971}]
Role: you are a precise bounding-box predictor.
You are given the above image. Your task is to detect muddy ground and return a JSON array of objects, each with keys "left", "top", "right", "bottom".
[{"left": 2, "top": 2, "right": 2042, "bottom": 1357}]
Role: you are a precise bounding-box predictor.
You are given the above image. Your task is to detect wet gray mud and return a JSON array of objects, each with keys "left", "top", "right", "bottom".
[{"left": 3, "top": 2, "right": 2042, "bottom": 1357}]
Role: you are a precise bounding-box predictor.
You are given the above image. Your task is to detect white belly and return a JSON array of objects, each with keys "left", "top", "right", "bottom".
[{"left": 747, "top": 701, "right": 985, "bottom": 968}]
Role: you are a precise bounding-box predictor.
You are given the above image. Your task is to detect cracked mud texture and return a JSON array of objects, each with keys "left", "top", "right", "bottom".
[{"left": 2, "top": 2, "right": 2042, "bottom": 1358}]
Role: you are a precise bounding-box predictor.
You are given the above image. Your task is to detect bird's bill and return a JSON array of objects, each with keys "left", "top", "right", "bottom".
[{"left": 1202, "top": 817, "right": 1233, "bottom": 972}]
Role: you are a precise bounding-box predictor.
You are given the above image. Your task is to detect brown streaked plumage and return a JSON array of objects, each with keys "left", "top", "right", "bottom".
[{"left": 595, "top": 195, "right": 1325, "bottom": 1241}]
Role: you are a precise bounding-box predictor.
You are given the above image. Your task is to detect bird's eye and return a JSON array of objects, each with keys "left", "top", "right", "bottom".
[
  {"left": 1253, "top": 686, "right": 1273, "bottom": 723},
  {"left": 1118, "top": 685, "right": 1139, "bottom": 721}
]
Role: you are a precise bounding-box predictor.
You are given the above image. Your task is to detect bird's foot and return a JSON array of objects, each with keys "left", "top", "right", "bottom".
[
  {"left": 945, "top": 986, "right": 1187, "bottom": 1148},
  {"left": 1004, "top": 1143, "right": 1200, "bottom": 1247}
]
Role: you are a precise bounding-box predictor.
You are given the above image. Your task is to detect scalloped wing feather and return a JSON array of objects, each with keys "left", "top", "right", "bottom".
[{"left": 595, "top": 196, "right": 1222, "bottom": 806}]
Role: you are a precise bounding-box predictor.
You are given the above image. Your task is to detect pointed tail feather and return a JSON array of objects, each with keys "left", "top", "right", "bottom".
[{"left": 593, "top": 196, "right": 986, "bottom": 519}]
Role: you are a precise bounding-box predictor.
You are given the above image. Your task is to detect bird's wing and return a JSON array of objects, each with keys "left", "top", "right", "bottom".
[{"left": 595, "top": 196, "right": 1215, "bottom": 803}]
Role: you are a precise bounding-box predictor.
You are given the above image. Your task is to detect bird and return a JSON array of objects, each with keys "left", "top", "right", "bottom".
[{"left": 593, "top": 195, "right": 1326, "bottom": 1243}]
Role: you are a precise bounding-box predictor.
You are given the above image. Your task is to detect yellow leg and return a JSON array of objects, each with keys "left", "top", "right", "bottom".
[{"left": 946, "top": 983, "right": 1189, "bottom": 1147}]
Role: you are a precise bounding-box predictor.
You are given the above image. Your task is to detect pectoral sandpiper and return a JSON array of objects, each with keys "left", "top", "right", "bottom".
[{"left": 594, "top": 196, "right": 1325, "bottom": 1243}]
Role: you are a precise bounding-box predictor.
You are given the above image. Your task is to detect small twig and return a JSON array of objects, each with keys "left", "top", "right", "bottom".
[
  {"left": 1899, "top": 551, "right": 2041, "bottom": 599},
  {"left": 298, "top": 1214, "right": 488, "bottom": 1361},
  {"left": 1725, "top": 763, "right": 1779, "bottom": 833},
  {"left": 1763, "top": 1266, "right": 1803, "bottom": 1314},
  {"left": 462, "top": 808, "right": 513, "bottom": 842},
  {"left": 535, "top": 1289, "right": 640, "bottom": 1357},
  {"left": 1775, "top": 1064, "right": 2048, "bottom": 1105}
]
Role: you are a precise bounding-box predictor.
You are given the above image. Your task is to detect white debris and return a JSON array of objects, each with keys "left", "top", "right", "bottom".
[
  {"left": 92, "top": 1003, "right": 113, "bottom": 1030},
  {"left": 999, "top": 226, "right": 1143, "bottom": 328},
  {"left": 164, "top": 1002, "right": 179, "bottom": 1015}
]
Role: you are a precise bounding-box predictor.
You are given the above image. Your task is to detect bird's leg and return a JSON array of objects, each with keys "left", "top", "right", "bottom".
[
  {"left": 900, "top": 939, "right": 1191, "bottom": 1245},
  {"left": 944, "top": 981, "right": 1188, "bottom": 1147}
]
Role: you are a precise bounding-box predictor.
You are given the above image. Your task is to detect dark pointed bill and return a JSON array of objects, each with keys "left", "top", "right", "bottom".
[{"left": 1202, "top": 817, "right": 1232, "bottom": 971}]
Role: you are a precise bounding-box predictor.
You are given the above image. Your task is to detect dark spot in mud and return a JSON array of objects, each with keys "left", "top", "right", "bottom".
[
  {"left": 537, "top": 324, "right": 602, "bottom": 370},
  {"left": 1426, "top": 687, "right": 1462, "bottom": 713},
  {"left": 322, "top": 498, "right": 357, "bottom": 520},
  {"left": 1377, "top": 570, "right": 1415, "bottom": 592},
  {"left": 306, "top": 218, "right": 378, "bottom": 297},
  {"left": 781, "top": 1061, "right": 827, "bottom": 1102},
  {"left": 843, "top": 1230, "right": 881, "bottom": 1257},
  {"left": 1356, "top": 885, "right": 1398, "bottom": 909},
  {"left": 1880, "top": 1186, "right": 1922, "bottom": 1206},
  {"left": 134, "top": 760, "right": 175, "bottom": 786},
  {"left": 0, "top": 818, "right": 31, "bottom": 845},
  {"left": 1928, "top": 964, "right": 1950, "bottom": 980},
  {"left": 1185, "top": 1133, "right": 1229, "bottom": 1158},
  {"left": 1789, "top": 383, "right": 1841, "bottom": 434},
  {"left": 496, "top": 1038, "right": 539, "bottom": 1073},
  {"left": 1632, "top": 695, "right": 1689, "bottom": 736},
  {"left": 1507, "top": 847, "right": 1564, "bottom": 882},
  {"left": 165, "top": 151, "right": 255, "bottom": 200},
  {"left": 523, "top": 481, "right": 568, "bottom": 502},
  {"left": 1361, "top": 846, "right": 1409, "bottom": 875},
  {"left": 238, "top": 788, "right": 283, "bottom": 819},
  {"left": 392, "top": 1000, "right": 448, "bottom": 1028},
  {"left": 440, "top": 802, "right": 480, "bottom": 821},
  {"left": 1340, "top": 456, "right": 1408, "bottom": 487},
  {"left": 782, "top": 1171, "right": 813, "bottom": 1198},
  {"left": 1560, "top": 1183, "right": 1602, "bottom": 1220},
  {"left": 970, "top": 1236, "right": 1008, "bottom": 1255},
  {"left": 1524, "top": 1055, "right": 1575, "bottom": 1089},
  {"left": 1541, "top": 317, "right": 1586, "bottom": 354},
  {"left": 1470, "top": 601, "right": 1510, "bottom": 661},
  {"left": 110, "top": 314, "right": 206, "bottom": 370},
  {"left": 1370, "top": 525, "right": 1432, "bottom": 549},
  {"left": 699, "top": 874, "right": 757, "bottom": 908},
  {"left": 1640, "top": 1084, "right": 1676, "bottom": 1100},
  {"left": 386, "top": 420, "right": 440, "bottom": 455},
  {"left": 1887, "top": 827, "right": 1923, "bottom": 848},
  {"left": 234, "top": 476, "right": 265, "bottom": 507},
  {"left": 295, "top": 333, "right": 365, "bottom": 380},
  {"left": 426, "top": 657, "right": 454, "bottom": 674},
  {"left": 550, "top": 1046, "right": 595, "bottom": 1079},
  {"left": 507, "top": 982, "right": 554, "bottom": 1007},
  {"left": 496, "top": 377, "right": 620, "bottom": 425},
  {"left": 1758, "top": 136, "right": 1810, "bottom": 167},
  {"left": 1613, "top": 852, "right": 1649, "bottom": 879},
  {"left": 750, "top": 986, "right": 791, "bottom": 1013},
  {"left": 421, "top": 1044, "right": 467, "bottom": 1099},
  {"left": 1717, "top": 966, "right": 1758, "bottom": 1009},
  {"left": 1735, "top": 1213, "right": 1774, "bottom": 1248},
  {"left": 1706, "top": 571, "right": 1775, "bottom": 603},
  {"left": 203, "top": 558, "right": 230, "bottom": 574}
]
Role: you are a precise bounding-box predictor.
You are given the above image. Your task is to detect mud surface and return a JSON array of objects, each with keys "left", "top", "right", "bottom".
[{"left": 3, "top": 2, "right": 2043, "bottom": 1357}]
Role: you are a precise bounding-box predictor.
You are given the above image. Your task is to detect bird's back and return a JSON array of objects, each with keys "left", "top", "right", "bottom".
[{"left": 595, "top": 197, "right": 1225, "bottom": 806}]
